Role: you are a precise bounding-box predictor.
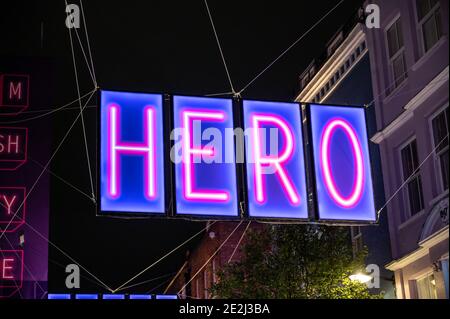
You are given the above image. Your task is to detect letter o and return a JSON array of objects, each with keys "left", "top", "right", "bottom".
[{"left": 320, "top": 119, "right": 364, "bottom": 208}]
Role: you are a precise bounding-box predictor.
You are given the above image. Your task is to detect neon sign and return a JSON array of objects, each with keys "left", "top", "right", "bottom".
[
  {"left": 0, "top": 187, "right": 26, "bottom": 233},
  {"left": 99, "top": 91, "right": 166, "bottom": 215},
  {"left": 99, "top": 91, "right": 376, "bottom": 223},
  {"left": 242, "top": 100, "right": 308, "bottom": 219},
  {"left": 0, "top": 127, "right": 28, "bottom": 170},
  {"left": 308, "top": 104, "right": 376, "bottom": 222},
  {"left": 172, "top": 96, "right": 239, "bottom": 217},
  {"left": 0, "top": 74, "right": 30, "bottom": 115}
]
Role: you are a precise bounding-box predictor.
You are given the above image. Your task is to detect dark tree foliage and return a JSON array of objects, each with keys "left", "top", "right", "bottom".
[{"left": 212, "top": 224, "right": 382, "bottom": 299}]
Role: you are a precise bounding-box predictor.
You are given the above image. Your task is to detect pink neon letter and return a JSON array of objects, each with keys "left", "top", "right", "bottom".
[
  {"left": 251, "top": 114, "right": 300, "bottom": 205},
  {"left": 320, "top": 119, "right": 364, "bottom": 208},
  {"left": 182, "top": 110, "right": 229, "bottom": 202},
  {"left": 108, "top": 104, "right": 157, "bottom": 199},
  {"left": 2, "top": 258, "right": 14, "bottom": 279},
  {"left": 2, "top": 195, "right": 17, "bottom": 215}
]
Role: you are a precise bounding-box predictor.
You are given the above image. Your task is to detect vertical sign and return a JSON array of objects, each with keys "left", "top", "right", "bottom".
[
  {"left": 100, "top": 91, "right": 166, "bottom": 214},
  {"left": 0, "top": 74, "right": 30, "bottom": 115},
  {"left": 242, "top": 100, "right": 308, "bottom": 219},
  {"left": 308, "top": 104, "right": 376, "bottom": 222},
  {"left": 172, "top": 96, "right": 238, "bottom": 217}
]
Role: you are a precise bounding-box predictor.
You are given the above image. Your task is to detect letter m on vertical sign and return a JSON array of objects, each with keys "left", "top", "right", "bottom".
[
  {"left": 0, "top": 74, "right": 30, "bottom": 115},
  {"left": 99, "top": 91, "right": 166, "bottom": 215}
]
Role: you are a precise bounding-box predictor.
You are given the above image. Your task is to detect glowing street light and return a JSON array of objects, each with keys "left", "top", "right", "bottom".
[{"left": 349, "top": 272, "right": 372, "bottom": 284}]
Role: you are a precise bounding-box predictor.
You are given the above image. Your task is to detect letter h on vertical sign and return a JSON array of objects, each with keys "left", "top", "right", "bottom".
[
  {"left": 99, "top": 91, "right": 166, "bottom": 215},
  {"left": 0, "top": 127, "right": 28, "bottom": 171},
  {"left": 0, "top": 74, "right": 30, "bottom": 116}
]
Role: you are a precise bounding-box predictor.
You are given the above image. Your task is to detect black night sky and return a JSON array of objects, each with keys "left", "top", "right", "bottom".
[{"left": 0, "top": 0, "right": 363, "bottom": 293}]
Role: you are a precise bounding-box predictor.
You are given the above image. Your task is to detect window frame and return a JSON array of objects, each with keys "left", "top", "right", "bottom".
[
  {"left": 398, "top": 136, "right": 425, "bottom": 219},
  {"left": 385, "top": 16, "right": 408, "bottom": 93},
  {"left": 429, "top": 103, "right": 449, "bottom": 194},
  {"left": 415, "top": 0, "right": 443, "bottom": 56},
  {"left": 415, "top": 271, "right": 438, "bottom": 299}
]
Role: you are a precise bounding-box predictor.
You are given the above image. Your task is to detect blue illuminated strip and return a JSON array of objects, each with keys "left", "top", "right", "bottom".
[
  {"left": 155, "top": 294, "right": 178, "bottom": 299},
  {"left": 129, "top": 294, "right": 153, "bottom": 300},
  {"left": 48, "top": 294, "right": 71, "bottom": 300},
  {"left": 102, "top": 294, "right": 125, "bottom": 300},
  {"left": 75, "top": 294, "right": 99, "bottom": 300}
]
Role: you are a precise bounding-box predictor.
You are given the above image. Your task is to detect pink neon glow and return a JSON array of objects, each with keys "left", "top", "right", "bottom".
[
  {"left": 9, "top": 82, "right": 22, "bottom": 100},
  {"left": 320, "top": 118, "right": 364, "bottom": 208},
  {"left": 181, "top": 110, "right": 229, "bottom": 202},
  {"left": 107, "top": 104, "right": 157, "bottom": 200},
  {"left": 251, "top": 114, "right": 300, "bottom": 205}
]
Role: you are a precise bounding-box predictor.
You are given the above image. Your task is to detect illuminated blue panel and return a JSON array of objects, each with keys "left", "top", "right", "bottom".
[
  {"left": 102, "top": 294, "right": 125, "bottom": 300},
  {"left": 75, "top": 294, "right": 99, "bottom": 300},
  {"left": 155, "top": 294, "right": 178, "bottom": 299},
  {"left": 48, "top": 294, "right": 71, "bottom": 300},
  {"left": 309, "top": 104, "right": 376, "bottom": 222},
  {"left": 172, "top": 96, "right": 238, "bottom": 217},
  {"left": 100, "top": 90, "right": 165, "bottom": 214},
  {"left": 242, "top": 100, "right": 308, "bottom": 219},
  {"left": 129, "top": 294, "right": 152, "bottom": 300}
]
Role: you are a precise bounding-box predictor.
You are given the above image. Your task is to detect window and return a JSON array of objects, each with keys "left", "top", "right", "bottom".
[
  {"left": 340, "top": 65, "right": 345, "bottom": 75},
  {"left": 431, "top": 107, "right": 449, "bottom": 191},
  {"left": 301, "top": 74, "right": 309, "bottom": 90},
  {"left": 400, "top": 140, "right": 424, "bottom": 216},
  {"left": 416, "top": 273, "right": 438, "bottom": 299},
  {"left": 416, "top": 0, "right": 443, "bottom": 53},
  {"left": 387, "top": 18, "right": 407, "bottom": 89}
]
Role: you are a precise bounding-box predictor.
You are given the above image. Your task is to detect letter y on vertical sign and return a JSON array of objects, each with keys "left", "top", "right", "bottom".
[{"left": 99, "top": 91, "right": 165, "bottom": 214}]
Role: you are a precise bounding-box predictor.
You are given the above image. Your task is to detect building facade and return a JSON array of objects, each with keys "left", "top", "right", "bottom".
[
  {"left": 365, "top": 0, "right": 449, "bottom": 299},
  {"left": 295, "top": 13, "right": 394, "bottom": 298},
  {"left": 166, "top": 222, "right": 265, "bottom": 299}
]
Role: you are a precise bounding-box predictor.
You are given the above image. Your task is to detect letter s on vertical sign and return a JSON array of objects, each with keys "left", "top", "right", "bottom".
[
  {"left": 309, "top": 104, "right": 376, "bottom": 222},
  {"left": 100, "top": 91, "right": 165, "bottom": 215},
  {"left": 173, "top": 96, "right": 238, "bottom": 217},
  {"left": 242, "top": 100, "right": 308, "bottom": 219}
]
